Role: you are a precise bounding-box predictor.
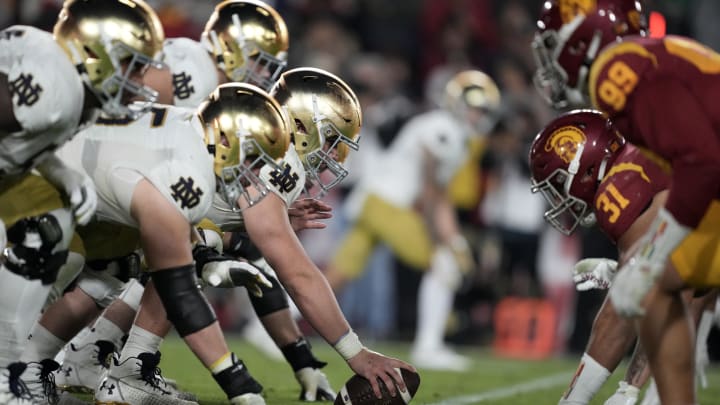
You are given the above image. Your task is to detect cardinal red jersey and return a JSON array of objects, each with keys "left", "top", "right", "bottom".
[
  {"left": 594, "top": 144, "right": 670, "bottom": 243},
  {"left": 588, "top": 35, "right": 720, "bottom": 228}
]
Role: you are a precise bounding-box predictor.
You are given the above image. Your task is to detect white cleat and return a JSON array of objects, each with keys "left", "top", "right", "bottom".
[
  {"left": 604, "top": 381, "right": 639, "bottom": 405},
  {"left": 410, "top": 345, "right": 471, "bottom": 372},
  {"left": 0, "top": 362, "right": 47, "bottom": 405},
  {"left": 93, "top": 352, "right": 198, "bottom": 405},
  {"left": 230, "top": 392, "right": 266, "bottom": 405},
  {"left": 56, "top": 340, "right": 116, "bottom": 394}
]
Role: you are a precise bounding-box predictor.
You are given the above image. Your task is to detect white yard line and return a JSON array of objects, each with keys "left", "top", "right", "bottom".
[{"left": 426, "top": 371, "right": 573, "bottom": 405}]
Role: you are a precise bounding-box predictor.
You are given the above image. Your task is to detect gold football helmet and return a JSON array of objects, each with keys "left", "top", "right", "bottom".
[
  {"left": 199, "top": 83, "right": 291, "bottom": 210},
  {"left": 270, "top": 67, "right": 361, "bottom": 197},
  {"left": 202, "top": 0, "right": 289, "bottom": 90},
  {"left": 54, "top": 0, "right": 165, "bottom": 118},
  {"left": 444, "top": 70, "right": 502, "bottom": 136}
]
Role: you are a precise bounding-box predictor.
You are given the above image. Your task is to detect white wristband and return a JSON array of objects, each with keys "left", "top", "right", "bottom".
[{"left": 333, "top": 330, "right": 364, "bottom": 361}]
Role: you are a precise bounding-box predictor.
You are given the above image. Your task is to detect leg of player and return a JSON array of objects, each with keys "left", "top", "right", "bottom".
[
  {"left": 634, "top": 269, "right": 694, "bottom": 405},
  {"left": 411, "top": 246, "right": 470, "bottom": 371},
  {"left": 561, "top": 295, "right": 636, "bottom": 405},
  {"left": 248, "top": 274, "right": 335, "bottom": 401},
  {"left": 689, "top": 289, "right": 718, "bottom": 390},
  {"left": 56, "top": 278, "right": 144, "bottom": 393}
]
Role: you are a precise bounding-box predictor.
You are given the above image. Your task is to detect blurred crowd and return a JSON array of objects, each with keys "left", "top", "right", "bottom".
[{"left": 2, "top": 0, "right": 717, "bottom": 356}]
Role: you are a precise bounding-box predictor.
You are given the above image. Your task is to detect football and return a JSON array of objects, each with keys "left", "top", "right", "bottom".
[{"left": 334, "top": 368, "right": 421, "bottom": 405}]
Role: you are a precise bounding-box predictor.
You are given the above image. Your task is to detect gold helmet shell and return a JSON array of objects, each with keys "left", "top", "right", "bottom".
[
  {"left": 54, "top": 0, "right": 165, "bottom": 117},
  {"left": 202, "top": 0, "right": 289, "bottom": 90},
  {"left": 199, "top": 83, "right": 291, "bottom": 210},
  {"left": 444, "top": 70, "right": 502, "bottom": 135},
  {"left": 271, "top": 67, "right": 361, "bottom": 196}
]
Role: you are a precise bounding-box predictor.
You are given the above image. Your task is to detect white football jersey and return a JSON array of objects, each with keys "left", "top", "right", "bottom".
[
  {"left": 162, "top": 38, "right": 219, "bottom": 107},
  {"left": 55, "top": 105, "right": 215, "bottom": 227},
  {"left": 352, "top": 109, "right": 469, "bottom": 211},
  {"left": 0, "top": 26, "right": 85, "bottom": 178},
  {"left": 208, "top": 144, "right": 306, "bottom": 232}
]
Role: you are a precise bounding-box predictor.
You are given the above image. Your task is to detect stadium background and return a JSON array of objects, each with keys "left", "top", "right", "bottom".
[{"left": 2, "top": 0, "right": 720, "bottom": 402}]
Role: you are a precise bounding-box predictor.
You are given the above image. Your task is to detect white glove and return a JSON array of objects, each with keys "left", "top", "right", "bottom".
[
  {"left": 201, "top": 259, "right": 272, "bottom": 296},
  {"left": 295, "top": 367, "right": 336, "bottom": 401},
  {"left": 604, "top": 381, "right": 639, "bottom": 405},
  {"left": 36, "top": 154, "right": 97, "bottom": 225},
  {"left": 573, "top": 258, "right": 618, "bottom": 290},
  {"left": 609, "top": 208, "right": 690, "bottom": 317}
]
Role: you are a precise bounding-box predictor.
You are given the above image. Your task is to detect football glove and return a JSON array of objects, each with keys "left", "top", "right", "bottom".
[
  {"left": 36, "top": 154, "right": 97, "bottom": 225},
  {"left": 573, "top": 258, "right": 618, "bottom": 290},
  {"left": 295, "top": 367, "right": 336, "bottom": 401},
  {"left": 609, "top": 208, "right": 690, "bottom": 317},
  {"left": 193, "top": 244, "right": 272, "bottom": 296}
]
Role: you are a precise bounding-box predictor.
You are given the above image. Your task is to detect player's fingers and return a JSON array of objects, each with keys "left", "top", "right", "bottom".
[
  {"left": 379, "top": 371, "right": 397, "bottom": 397},
  {"left": 368, "top": 375, "right": 383, "bottom": 399},
  {"left": 575, "top": 281, "right": 594, "bottom": 291}
]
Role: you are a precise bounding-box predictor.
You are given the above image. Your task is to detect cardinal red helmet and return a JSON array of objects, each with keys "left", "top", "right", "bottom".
[
  {"left": 529, "top": 109, "right": 626, "bottom": 234},
  {"left": 532, "top": 0, "right": 647, "bottom": 109}
]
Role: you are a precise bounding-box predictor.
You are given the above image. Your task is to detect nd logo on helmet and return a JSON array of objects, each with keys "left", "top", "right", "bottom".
[
  {"left": 559, "top": 0, "right": 597, "bottom": 24},
  {"left": 544, "top": 126, "right": 587, "bottom": 164}
]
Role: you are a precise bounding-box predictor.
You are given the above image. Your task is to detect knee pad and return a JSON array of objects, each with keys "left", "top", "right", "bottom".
[
  {"left": 3, "top": 208, "right": 74, "bottom": 284},
  {"left": 76, "top": 268, "right": 126, "bottom": 308},
  {"left": 151, "top": 264, "right": 216, "bottom": 337},
  {"left": 248, "top": 273, "right": 288, "bottom": 317}
]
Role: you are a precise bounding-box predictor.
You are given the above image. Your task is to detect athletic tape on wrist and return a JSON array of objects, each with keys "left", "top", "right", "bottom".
[{"left": 333, "top": 330, "right": 364, "bottom": 361}]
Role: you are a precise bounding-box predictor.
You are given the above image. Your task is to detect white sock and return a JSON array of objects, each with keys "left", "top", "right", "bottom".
[
  {"left": 69, "top": 316, "right": 126, "bottom": 357},
  {"left": 695, "top": 310, "right": 713, "bottom": 389},
  {"left": 113, "top": 326, "right": 163, "bottom": 376},
  {"left": 20, "top": 323, "right": 67, "bottom": 363},
  {"left": 413, "top": 248, "right": 458, "bottom": 351},
  {"left": 0, "top": 269, "right": 52, "bottom": 367},
  {"left": 559, "top": 353, "right": 611, "bottom": 404}
]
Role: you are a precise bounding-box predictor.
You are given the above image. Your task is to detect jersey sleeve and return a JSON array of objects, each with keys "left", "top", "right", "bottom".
[
  {"left": 594, "top": 164, "right": 657, "bottom": 242},
  {"left": 259, "top": 144, "right": 305, "bottom": 207},
  {"left": 162, "top": 38, "right": 219, "bottom": 107},
  {"left": 3, "top": 26, "right": 84, "bottom": 136},
  {"left": 629, "top": 79, "right": 720, "bottom": 227}
]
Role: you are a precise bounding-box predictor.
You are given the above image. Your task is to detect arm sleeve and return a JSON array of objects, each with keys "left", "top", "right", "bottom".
[{"left": 632, "top": 79, "right": 720, "bottom": 227}]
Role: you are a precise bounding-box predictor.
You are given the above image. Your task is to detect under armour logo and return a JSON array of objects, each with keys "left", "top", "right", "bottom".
[
  {"left": 269, "top": 164, "right": 299, "bottom": 194},
  {"left": 172, "top": 72, "right": 195, "bottom": 100},
  {"left": 101, "top": 381, "right": 116, "bottom": 395},
  {"left": 170, "top": 176, "right": 204, "bottom": 209},
  {"left": 9, "top": 73, "right": 42, "bottom": 106}
]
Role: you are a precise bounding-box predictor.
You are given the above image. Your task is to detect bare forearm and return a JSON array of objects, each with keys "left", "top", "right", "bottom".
[{"left": 282, "top": 269, "right": 351, "bottom": 345}]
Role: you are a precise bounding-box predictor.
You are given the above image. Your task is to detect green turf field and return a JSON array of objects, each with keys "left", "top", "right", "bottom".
[{"left": 70, "top": 335, "right": 720, "bottom": 404}]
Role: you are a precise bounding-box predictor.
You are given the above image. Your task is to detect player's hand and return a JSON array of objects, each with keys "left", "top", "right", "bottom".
[
  {"left": 609, "top": 208, "right": 690, "bottom": 317},
  {"left": 68, "top": 172, "right": 98, "bottom": 225},
  {"left": 448, "top": 235, "right": 475, "bottom": 274},
  {"left": 572, "top": 258, "right": 618, "bottom": 290},
  {"left": 295, "top": 367, "right": 336, "bottom": 401},
  {"left": 288, "top": 198, "right": 333, "bottom": 232},
  {"left": 346, "top": 349, "right": 415, "bottom": 399},
  {"left": 202, "top": 259, "right": 272, "bottom": 296},
  {"left": 193, "top": 244, "right": 272, "bottom": 295}
]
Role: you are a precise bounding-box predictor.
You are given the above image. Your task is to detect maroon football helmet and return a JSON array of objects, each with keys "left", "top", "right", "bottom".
[
  {"left": 532, "top": 0, "right": 647, "bottom": 109},
  {"left": 529, "top": 109, "right": 626, "bottom": 235}
]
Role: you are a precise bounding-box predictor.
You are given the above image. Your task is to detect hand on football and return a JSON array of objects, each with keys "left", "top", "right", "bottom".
[
  {"left": 295, "top": 367, "right": 336, "bottom": 401},
  {"left": 288, "top": 198, "right": 333, "bottom": 232},
  {"left": 346, "top": 349, "right": 415, "bottom": 399},
  {"left": 572, "top": 258, "right": 618, "bottom": 290}
]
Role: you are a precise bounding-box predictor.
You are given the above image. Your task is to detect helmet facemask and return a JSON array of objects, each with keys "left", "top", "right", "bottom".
[
  {"left": 532, "top": 15, "right": 603, "bottom": 109},
  {"left": 210, "top": 126, "right": 283, "bottom": 211},
  {"left": 531, "top": 140, "right": 592, "bottom": 235},
  {"left": 205, "top": 13, "right": 287, "bottom": 91},
  {"left": 294, "top": 95, "right": 359, "bottom": 198}
]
